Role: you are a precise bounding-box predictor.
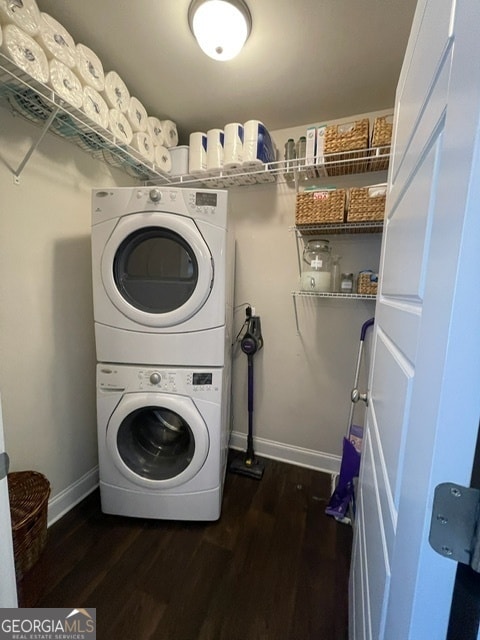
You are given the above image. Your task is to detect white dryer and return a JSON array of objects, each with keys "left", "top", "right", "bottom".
[
  {"left": 91, "top": 186, "right": 234, "bottom": 366},
  {"left": 96, "top": 363, "right": 230, "bottom": 520}
]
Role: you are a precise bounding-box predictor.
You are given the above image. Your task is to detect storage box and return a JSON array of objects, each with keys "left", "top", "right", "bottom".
[
  {"left": 316, "top": 125, "right": 327, "bottom": 176},
  {"left": 370, "top": 115, "right": 393, "bottom": 171},
  {"left": 357, "top": 271, "right": 378, "bottom": 295},
  {"left": 169, "top": 145, "right": 189, "bottom": 176},
  {"left": 347, "top": 183, "right": 387, "bottom": 222},
  {"left": 295, "top": 188, "right": 346, "bottom": 226},
  {"left": 324, "top": 119, "right": 369, "bottom": 175}
]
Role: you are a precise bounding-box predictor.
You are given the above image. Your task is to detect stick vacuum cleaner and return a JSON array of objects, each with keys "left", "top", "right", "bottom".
[{"left": 229, "top": 313, "right": 265, "bottom": 480}]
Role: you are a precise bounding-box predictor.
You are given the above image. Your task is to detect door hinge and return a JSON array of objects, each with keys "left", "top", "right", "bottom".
[
  {"left": 0, "top": 452, "right": 10, "bottom": 481},
  {"left": 429, "top": 482, "right": 480, "bottom": 572}
]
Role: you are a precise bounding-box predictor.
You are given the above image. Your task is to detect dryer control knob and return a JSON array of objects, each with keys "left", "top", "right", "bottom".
[
  {"left": 149, "top": 188, "right": 161, "bottom": 202},
  {"left": 149, "top": 372, "right": 161, "bottom": 385}
]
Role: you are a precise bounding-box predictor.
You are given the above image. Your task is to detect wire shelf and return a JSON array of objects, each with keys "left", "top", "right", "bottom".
[
  {"left": 292, "top": 221, "right": 384, "bottom": 235},
  {"left": 292, "top": 291, "right": 377, "bottom": 300},
  {"left": 0, "top": 53, "right": 390, "bottom": 186}
]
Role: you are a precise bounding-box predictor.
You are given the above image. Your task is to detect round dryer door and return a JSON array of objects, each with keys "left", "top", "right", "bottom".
[
  {"left": 101, "top": 212, "right": 213, "bottom": 327},
  {"left": 106, "top": 393, "right": 209, "bottom": 489}
]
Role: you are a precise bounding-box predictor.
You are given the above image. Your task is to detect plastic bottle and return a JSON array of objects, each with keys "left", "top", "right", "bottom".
[
  {"left": 284, "top": 138, "right": 296, "bottom": 181},
  {"left": 331, "top": 255, "right": 342, "bottom": 292},
  {"left": 296, "top": 136, "right": 306, "bottom": 166}
]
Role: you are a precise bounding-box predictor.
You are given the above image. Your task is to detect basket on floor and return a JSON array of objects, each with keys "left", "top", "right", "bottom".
[{"left": 8, "top": 471, "right": 50, "bottom": 579}]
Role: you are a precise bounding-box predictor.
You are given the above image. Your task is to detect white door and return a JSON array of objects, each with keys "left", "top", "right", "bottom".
[
  {"left": 0, "top": 394, "right": 18, "bottom": 607},
  {"left": 350, "top": 1, "right": 480, "bottom": 638}
]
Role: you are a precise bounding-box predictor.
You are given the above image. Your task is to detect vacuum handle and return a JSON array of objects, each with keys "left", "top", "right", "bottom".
[
  {"left": 360, "top": 317, "right": 375, "bottom": 342},
  {"left": 247, "top": 354, "right": 254, "bottom": 413}
]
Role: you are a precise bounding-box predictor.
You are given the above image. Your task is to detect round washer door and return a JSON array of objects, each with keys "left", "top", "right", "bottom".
[
  {"left": 106, "top": 393, "right": 209, "bottom": 489},
  {"left": 101, "top": 212, "right": 213, "bottom": 327}
]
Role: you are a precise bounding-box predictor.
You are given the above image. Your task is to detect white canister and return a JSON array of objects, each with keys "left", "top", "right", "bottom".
[{"left": 206, "top": 128, "right": 224, "bottom": 173}]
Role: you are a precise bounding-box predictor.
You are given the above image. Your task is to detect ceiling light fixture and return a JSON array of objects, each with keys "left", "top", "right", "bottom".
[{"left": 188, "top": 0, "right": 252, "bottom": 62}]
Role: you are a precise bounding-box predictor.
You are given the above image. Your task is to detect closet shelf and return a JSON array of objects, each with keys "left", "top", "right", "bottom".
[
  {"left": 292, "top": 221, "right": 384, "bottom": 235},
  {"left": 0, "top": 53, "right": 390, "bottom": 186},
  {"left": 0, "top": 53, "right": 171, "bottom": 182},
  {"left": 293, "top": 291, "right": 377, "bottom": 300}
]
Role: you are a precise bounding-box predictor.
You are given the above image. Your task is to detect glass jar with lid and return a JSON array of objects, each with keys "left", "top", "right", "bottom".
[{"left": 301, "top": 239, "right": 332, "bottom": 292}]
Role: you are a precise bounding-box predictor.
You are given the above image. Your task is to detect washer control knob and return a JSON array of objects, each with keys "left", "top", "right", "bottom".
[
  {"left": 149, "top": 188, "right": 161, "bottom": 202},
  {"left": 149, "top": 372, "right": 161, "bottom": 385}
]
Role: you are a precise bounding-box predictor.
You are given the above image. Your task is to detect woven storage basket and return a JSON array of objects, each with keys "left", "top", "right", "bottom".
[
  {"left": 347, "top": 185, "right": 387, "bottom": 222},
  {"left": 357, "top": 272, "right": 378, "bottom": 295},
  {"left": 371, "top": 115, "right": 393, "bottom": 147},
  {"left": 8, "top": 471, "right": 50, "bottom": 579},
  {"left": 295, "top": 189, "right": 346, "bottom": 226},
  {"left": 324, "top": 119, "right": 370, "bottom": 175}
]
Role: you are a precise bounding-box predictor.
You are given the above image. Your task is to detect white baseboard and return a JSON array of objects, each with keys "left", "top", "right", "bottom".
[
  {"left": 229, "top": 431, "right": 341, "bottom": 475},
  {"left": 47, "top": 466, "right": 99, "bottom": 527}
]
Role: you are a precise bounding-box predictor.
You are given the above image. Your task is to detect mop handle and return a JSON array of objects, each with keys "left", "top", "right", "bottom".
[{"left": 347, "top": 318, "right": 375, "bottom": 435}]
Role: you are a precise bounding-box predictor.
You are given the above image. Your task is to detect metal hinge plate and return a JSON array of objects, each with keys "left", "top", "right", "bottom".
[
  {"left": 0, "top": 452, "right": 10, "bottom": 481},
  {"left": 429, "top": 482, "right": 480, "bottom": 571}
]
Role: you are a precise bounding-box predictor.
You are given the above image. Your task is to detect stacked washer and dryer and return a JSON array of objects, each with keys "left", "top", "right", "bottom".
[{"left": 91, "top": 186, "right": 234, "bottom": 520}]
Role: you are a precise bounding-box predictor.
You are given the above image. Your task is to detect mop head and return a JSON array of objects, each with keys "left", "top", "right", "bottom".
[
  {"left": 229, "top": 454, "right": 265, "bottom": 480},
  {"left": 325, "top": 437, "right": 361, "bottom": 519}
]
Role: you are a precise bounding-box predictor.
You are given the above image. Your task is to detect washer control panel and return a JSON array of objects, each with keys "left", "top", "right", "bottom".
[{"left": 97, "top": 364, "right": 222, "bottom": 398}]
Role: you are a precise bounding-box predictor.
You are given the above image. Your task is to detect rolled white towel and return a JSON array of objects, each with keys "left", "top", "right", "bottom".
[
  {"left": 108, "top": 108, "right": 132, "bottom": 145},
  {"left": 1, "top": 24, "right": 49, "bottom": 83},
  {"left": 154, "top": 146, "right": 172, "bottom": 173},
  {"left": 131, "top": 131, "right": 154, "bottom": 163},
  {"left": 103, "top": 70, "right": 130, "bottom": 113},
  {"left": 48, "top": 58, "right": 82, "bottom": 108},
  {"left": 0, "top": 0, "right": 41, "bottom": 37},
  {"left": 147, "top": 116, "right": 165, "bottom": 147},
  {"left": 161, "top": 119, "right": 178, "bottom": 148},
  {"left": 76, "top": 43, "right": 104, "bottom": 92},
  {"left": 82, "top": 85, "right": 109, "bottom": 130},
  {"left": 35, "top": 12, "right": 77, "bottom": 69},
  {"left": 127, "top": 96, "right": 148, "bottom": 133}
]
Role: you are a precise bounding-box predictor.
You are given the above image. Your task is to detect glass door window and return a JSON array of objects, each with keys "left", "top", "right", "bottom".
[
  {"left": 116, "top": 405, "right": 195, "bottom": 481},
  {"left": 113, "top": 227, "right": 198, "bottom": 314}
]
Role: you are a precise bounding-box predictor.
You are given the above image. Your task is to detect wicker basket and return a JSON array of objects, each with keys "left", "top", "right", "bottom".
[
  {"left": 357, "top": 272, "right": 378, "bottom": 295},
  {"left": 347, "top": 184, "right": 387, "bottom": 222},
  {"left": 8, "top": 471, "right": 50, "bottom": 579},
  {"left": 295, "top": 189, "right": 346, "bottom": 226},
  {"left": 371, "top": 115, "right": 393, "bottom": 147},
  {"left": 324, "top": 119, "right": 369, "bottom": 155}
]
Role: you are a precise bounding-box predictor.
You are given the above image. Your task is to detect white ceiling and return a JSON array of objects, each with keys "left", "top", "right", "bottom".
[{"left": 36, "top": 0, "right": 418, "bottom": 144}]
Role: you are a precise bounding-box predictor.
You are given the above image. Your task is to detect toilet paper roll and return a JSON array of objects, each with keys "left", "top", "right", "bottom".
[
  {"left": 242, "top": 119, "right": 276, "bottom": 168},
  {"left": 76, "top": 43, "right": 104, "bottom": 92},
  {"left": 108, "top": 108, "right": 132, "bottom": 145},
  {"left": 146, "top": 117, "right": 164, "bottom": 147},
  {"left": 206, "top": 128, "right": 224, "bottom": 173},
  {"left": 48, "top": 59, "right": 82, "bottom": 108},
  {"left": 36, "top": 13, "right": 77, "bottom": 69},
  {"left": 127, "top": 96, "right": 147, "bottom": 133},
  {"left": 131, "top": 132, "right": 154, "bottom": 163},
  {"left": 223, "top": 122, "right": 244, "bottom": 170},
  {"left": 82, "top": 85, "right": 109, "bottom": 129},
  {"left": 154, "top": 145, "right": 172, "bottom": 174},
  {"left": 161, "top": 119, "right": 178, "bottom": 148},
  {"left": 0, "top": 0, "right": 41, "bottom": 37},
  {"left": 1, "top": 24, "right": 49, "bottom": 83},
  {"left": 188, "top": 131, "right": 207, "bottom": 175},
  {"left": 103, "top": 70, "right": 130, "bottom": 113}
]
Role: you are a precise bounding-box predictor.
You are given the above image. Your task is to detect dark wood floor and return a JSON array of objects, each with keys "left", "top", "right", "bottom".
[{"left": 20, "top": 455, "right": 352, "bottom": 640}]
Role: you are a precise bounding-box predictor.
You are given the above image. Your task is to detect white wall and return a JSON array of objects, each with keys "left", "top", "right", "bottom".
[
  {"left": 229, "top": 110, "right": 390, "bottom": 472},
  {"left": 0, "top": 108, "right": 133, "bottom": 521}
]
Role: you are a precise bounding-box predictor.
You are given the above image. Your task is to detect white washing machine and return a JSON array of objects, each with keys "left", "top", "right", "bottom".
[
  {"left": 91, "top": 186, "right": 234, "bottom": 366},
  {"left": 96, "top": 362, "right": 231, "bottom": 520}
]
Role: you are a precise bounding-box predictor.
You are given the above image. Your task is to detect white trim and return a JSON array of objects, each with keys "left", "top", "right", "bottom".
[
  {"left": 229, "top": 431, "right": 341, "bottom": 475},
  {"left": 47, "top": 467, "right": 99, "bottom": 527}
]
